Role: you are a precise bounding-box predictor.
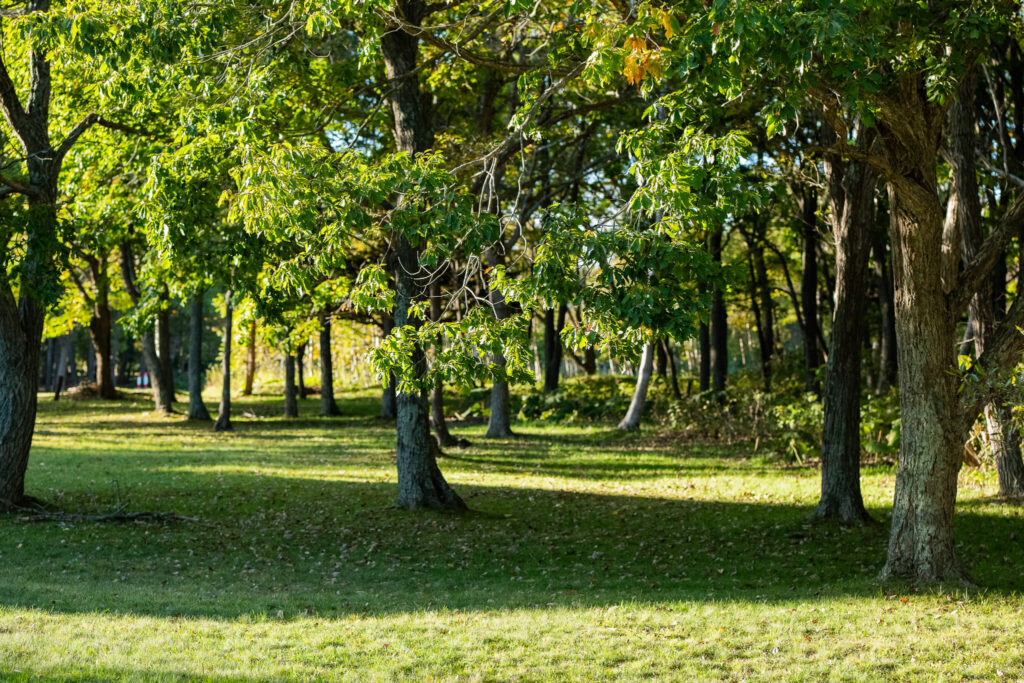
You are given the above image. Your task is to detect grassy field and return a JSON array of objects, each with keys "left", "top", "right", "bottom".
[{"left": 1, "top": 389, "right": 1023, "bottom": 681}]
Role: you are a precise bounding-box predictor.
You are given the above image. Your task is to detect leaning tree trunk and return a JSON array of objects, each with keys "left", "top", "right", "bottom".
[
  {"left": 187, "top": 292, "right": 212, "bottom": 421},
  {"left": 242, "top": 319, "right": 256, "bottom": 396},
  {"left": 617, "top": 343, "right": 655, "bottom": 431},
  {"left": 485, "top": 248, "right": 514, "bottom": 438},
  {"left": 213, "top": 292, "right": 233, "bottom": 432},
  {"left": 283, "top": 353, "right": 298, "bottom": 418},
  {"left": 815, "top": 132, "right": 876, "bottom": 524},
  {"left": 381, "top": 0, "right": 463, "bottom": 510},
  {"left": 319, "top": 316, "right": 341, "bottom": 417}
]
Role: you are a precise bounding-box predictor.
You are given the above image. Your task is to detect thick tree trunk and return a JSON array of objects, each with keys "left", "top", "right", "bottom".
[
  {"left": 381, "top": 0, "right": 463, "bottom": 510},
  {"left": 617, "top": 343, "right": 655, "bottom": 431},
  {"left": 0, "top": 196, "right": 54, "bottom": 507},
  {"left": 485, "top": 248, "right": 514, "bottom": 438},
  {"left": 319, "top": 317, "right": 341, "bottom": 417},
  {"left": 284, "top": 354, "right": 298, "bottom": 418},
  {"left": 242, "top": 320, "right": 256, "bottom": 396},
  {"left": 710, "top": 227, "right": 728, "bottom": 394},
  {"left": 815, "top": 135, "right": 876, "bottom": 524},
  {"left": 880, "top": 181, "right": 965, "bottom": 583},
  {"left": 187, "top": 292, "right": 212, "bottom": 421},
  {"left": 214, "top": 292, "right": 233, "bottom": 432},
  {"left": 800, "top": 186, "right": 822, "bottom": 394}
]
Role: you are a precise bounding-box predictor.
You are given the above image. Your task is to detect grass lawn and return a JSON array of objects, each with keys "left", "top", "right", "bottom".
[{"left": 2, "top": 389, "right": 1023, "bottom": 681}]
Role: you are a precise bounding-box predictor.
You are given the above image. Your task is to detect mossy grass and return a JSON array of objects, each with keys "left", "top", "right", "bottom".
[{"left": 1, "top": 390, "right": 1023, "bottom": 680}]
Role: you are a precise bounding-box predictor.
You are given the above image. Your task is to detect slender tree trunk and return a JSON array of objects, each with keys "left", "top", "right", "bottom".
[
  {"left": 319, "top": 316, "right": 341, "bottom": 417},
  {"left": 380, "top": 315, "right": 397, "bottom": 420},
  {"left": 815, "top": 130, "right": 876, "bottom": 524},
  {"left": 873, "top": 227, "right": 899, "bottom": 393},
  {"left": 214, "top": 292, "right": 233, "bottom": 432},
  {"left": 155, "top": 297, "right": 175, "bottom": 406},
  {"left": 429, "top": 280, "right": 463, "bottom": 447},
  {"left": 381, "top": 0, "right": 463, "bottom": 510},
  {"left": 664, "top": 339, "right": 682, "bottom": 400},
  {"left": 949, "top": 75, "right": 1024, "bottom": 498},
  {"left": 284, "top": 354, "right": 298, "bottom": 418},
  {"left": 800, "top": 185, "right": 822, "bottom": 394},
  {"left": 187, "top": 292, "right": 212, "bottom": 421},
  {"left": 485, "top": 248, "right": 514, "bottom": 438},
  {"left": 618, "top": 343, "right": 655, "bottom": 431},
  {"left": 242, "top": 319, "right": 256, "bottom": 396},
  {"left": 89, "top": 303, "right": 115, "bottom": 400},
  {"left": 43, "top": 337, "right": 54, "bottom": 392},
  {"left": 296, "top": 342, "right": 308, "bottom": 400},
  {"left": 710, "top": 227, "right": 728, "bottom": 394},
  {"left": 698, "top": 320, "right": 710, "bottom": 392},
  {"left": 543, "top": 305, "right": 567, "bottom": 392}
]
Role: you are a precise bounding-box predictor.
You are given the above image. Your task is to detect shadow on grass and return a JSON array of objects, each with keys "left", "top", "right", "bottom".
[{"left": 6, "top": 392, "right": 1021, "bottom": 624}]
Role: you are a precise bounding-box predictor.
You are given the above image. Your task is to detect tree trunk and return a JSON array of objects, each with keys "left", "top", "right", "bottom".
[
  {"left": 800, "top": 185, "right": 822, "bottom": 394},
  {"left": 710, "top": 227, "right": 728, "bottom": 394},
  {"left": 485, "top": 248, "right": 514, "bottom": 438},
  {"left": 617, "top": 343, "right": 655, "bottom": 431},
  {"left": 873, "top": 227, "right": 899, "bottom": 393},
  {"left": 380, "top": 0, "right": 463, "bottom": 510},
  {"left": 429, "top": 280, "right": 463, "bottom": 447},
  {"left": 0, "top": 196, "right": 54, "bottom": 507},
  {"left": 319, "top": 316, "right": 341, "bottom": 417},
  {"left": 880, "top": 181, "right": 965, "bottom": 583},
  {"left": 949, "top": 75, "right": 1024, "bottom": 498},
  {"left": 214, "top": 292, "right": 233, "bottom": 432},
  {"left": 697, "top": 320, "right": 710, "bottom": 392},
  {"left": 296, "top": 342, "right": 307, "bottom": 400},
  {"left": 815, "top": 131, "right": 876, "bottom": 524},
  {"left": 543, "top": 305, "right": 567, "bottom": 392},
  {"left": 187, "top": 292, "right": 212, "bottom": 421},
  {"left": 284, "top": 354, "right": 298, "bottom": 418},
  {"left": 155, "top": 298, "right": 176, "bottom": 406},
  {"left": 380, "top": 314, "right": 398, "bottom": 420},
  {"left": 664, "top": 339, "right": 682, "bottom": 400},
  {"left": 583, "top": 347, "right": 597, "bottom": 375},
  {"left": 242, "top": 319, "right": 256, "bottom": 396}
]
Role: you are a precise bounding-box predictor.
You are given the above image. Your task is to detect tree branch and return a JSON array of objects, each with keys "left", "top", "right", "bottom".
[{"left": 952, "top": 190, "right": 1024, "bottom": 313}]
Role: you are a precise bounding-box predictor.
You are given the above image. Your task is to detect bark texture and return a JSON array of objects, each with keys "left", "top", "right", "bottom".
[
  {"left": 381, "top": 0, "right": 463, "bottom": 510},
  {"left": 242, "top": 320, "right": 256, "bottom": 396},
  {"left": 815, "top": 127, "right": 876, "bottom": 524},
  {"left": 485, "top": 248, "right": 513, "bottom": 438}
]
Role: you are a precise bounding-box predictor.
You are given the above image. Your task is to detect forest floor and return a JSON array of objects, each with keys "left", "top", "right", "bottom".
[{"left": 1, "top": 389, "right": 1023, "bottom": 681}]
